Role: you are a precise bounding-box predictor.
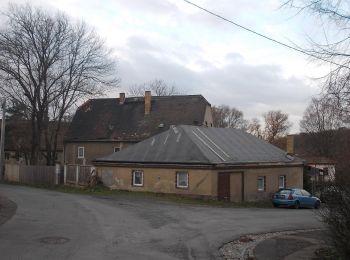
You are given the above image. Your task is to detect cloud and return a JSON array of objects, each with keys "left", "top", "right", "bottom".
[
  {"left": 117, "top": 34, "right": 317, "bottom": 133},
  {"left": 0, "top": 0, "right": 322, "bottom": 133}
]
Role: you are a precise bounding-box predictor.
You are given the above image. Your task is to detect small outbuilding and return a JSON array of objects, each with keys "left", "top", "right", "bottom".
[{"left": 94, "top": 125, "right": 304, "bottom": 202}]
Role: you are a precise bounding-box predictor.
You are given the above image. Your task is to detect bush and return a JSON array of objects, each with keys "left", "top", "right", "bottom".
[{"left": 319, "top": 182, "right": 350, "bottom": 258}]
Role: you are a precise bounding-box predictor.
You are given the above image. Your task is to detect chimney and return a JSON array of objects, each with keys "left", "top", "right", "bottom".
[
  {"left": 286, "top": 135, "right": 294, "bottom": 155},
  {"left": 144, "top": 91, "right": 151, "bottom": 115},
  {"left": 119, "top": 93, "right": 125, "bottom": 104}
]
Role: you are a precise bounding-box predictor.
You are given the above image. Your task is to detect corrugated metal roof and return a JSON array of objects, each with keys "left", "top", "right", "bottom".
[{"left": 95, "top": 125, "right": 302, "bottom": 165}]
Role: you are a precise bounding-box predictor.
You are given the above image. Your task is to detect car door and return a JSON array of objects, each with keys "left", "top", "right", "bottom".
[
  {"left": 293, "top": 189, "right": 304, "bottom": 206},
  {"left": 301, "top": 189, "right": 313, "bottom": 207}
]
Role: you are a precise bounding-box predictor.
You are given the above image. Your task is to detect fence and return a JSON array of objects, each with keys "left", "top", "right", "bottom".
[
  {"left": 4, "top": 163, "right": 94, "bottom": 187},
  {"left": 4, "top": 163, "right": 61, "bottom": 186},
  {"left": 64, "top": 164, "right": 94, "bottom": 186}
]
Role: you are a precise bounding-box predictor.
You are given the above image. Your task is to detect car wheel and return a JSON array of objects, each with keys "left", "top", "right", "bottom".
[
  {"left": 273, "top": 203, "right": 278, "bottom": 208},
  {"left": 314, "top": 201, "right": 320, "bottom": 209},
  {"left": 294, "top": 201, "right": 300, "bottom": 209}
]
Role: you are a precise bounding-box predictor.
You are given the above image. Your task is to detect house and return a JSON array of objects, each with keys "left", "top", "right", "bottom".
[
  {"left": 64, "top": 92, "right": 213, "bottom": 165},
  {"left": 94, "top": 125, "right": 304, "bottom": 202},
  {"left": 284, "top": 135, "right": 336, "bottom": 182},
  {"left": 1, "top": 119, "right": 68, "bottom": 165}
]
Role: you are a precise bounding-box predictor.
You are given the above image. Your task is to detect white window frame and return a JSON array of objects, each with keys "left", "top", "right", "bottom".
[
  {"left": 77, "top": 146, "right": 85, "bottom": 159},
  {"left": 114, "top": 146, "right": 120, "bottom": 153},
  {"left": 132, "top": 170, "right": 144, "bottom": 187},
  {"left": 279, "top": 175, "right": 286, "bottom": 189},
  {"left": 176, "top": 172, "right": 189, "bottom": 189},
  {"left": 257, "top": 176, "right": 265, "bottom": 191}
]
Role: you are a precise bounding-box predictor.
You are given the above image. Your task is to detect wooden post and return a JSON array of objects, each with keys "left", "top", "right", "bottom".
[
  {"left": 75, "top": 165, "right": 79, "bottom": 185},
  {"left": 0, "top": 100, "right": 6, "bottom": 181},
  {"left": 55, "top": 164, "right": 60, "bottom": 185},
  {"left": 63, "top": 164, "right": 67, "bottom": 184}
]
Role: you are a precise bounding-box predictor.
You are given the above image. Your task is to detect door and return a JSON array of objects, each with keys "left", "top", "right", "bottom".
[
  {"left": 218, "top": 173, "right": 230, "bottom": 201},
  {"left": 301, "top": 189, "right": 313, "bottom": 207}
]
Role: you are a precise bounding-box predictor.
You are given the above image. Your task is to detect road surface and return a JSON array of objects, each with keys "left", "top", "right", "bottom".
[{"left": 0, "top": 184, "right": 322, "bottom": 260}]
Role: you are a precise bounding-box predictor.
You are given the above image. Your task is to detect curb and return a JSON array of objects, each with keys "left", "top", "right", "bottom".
[{"left": 220, "top": 228, "right": 325, "bottom": 260}]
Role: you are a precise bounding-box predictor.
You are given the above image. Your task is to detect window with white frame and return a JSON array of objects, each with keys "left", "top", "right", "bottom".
[
  {"left": 132, "top": 170, "right": 144, "bottom": 186},
  {"left": 77, "top": 146, "right": 85, "bottom": 159},
  {"left": 114, "top": 147, "right": 120, "bottom": 153},
  {"left": 176, "top": 171, "right": 189, "bottom": 188},
  {"left": 257, "top": 176, "right": 265, "bottom": 191},
  {"left": 279, "top": 175, "right": 286, "bottom": 189}
]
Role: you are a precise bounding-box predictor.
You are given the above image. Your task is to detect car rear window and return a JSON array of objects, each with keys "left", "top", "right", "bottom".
[{"left": 279, "top": 189, "right": 291, "bottom": 194}]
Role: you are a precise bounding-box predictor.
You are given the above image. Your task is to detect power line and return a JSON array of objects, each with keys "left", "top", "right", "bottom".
[{"left": 182, "top": 0, "right": 349, "bottom": 69}]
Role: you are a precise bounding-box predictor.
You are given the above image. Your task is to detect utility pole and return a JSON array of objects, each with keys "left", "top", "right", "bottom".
[{"left": 0, "top": 99, "right": 5, "bottom": 181}]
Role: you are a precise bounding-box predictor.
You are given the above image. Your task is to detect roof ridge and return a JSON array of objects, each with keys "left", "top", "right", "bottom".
[
  {"left": 180, "top": 126, "right": 228, "bottom": 163},
  {"left": 173, "top": 126, "right": 212, "bottom": 163}
]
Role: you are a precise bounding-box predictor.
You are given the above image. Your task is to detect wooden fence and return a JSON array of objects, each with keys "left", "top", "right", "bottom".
[
  {"left": 5, "top": 163, "right": 61, "bottom": 186},
  {"left": 4, "top": 163, "right": 94, "bottom": 187},
  {"left": 64, "top": 164, "right": 94, "bottom": 186}
]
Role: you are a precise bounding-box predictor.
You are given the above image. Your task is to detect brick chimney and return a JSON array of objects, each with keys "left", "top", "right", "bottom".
[
  {"left": 144, "top": 91, "right": 151, "bottom": 115},
  {"left": 286, "top": 135, "right": 294, "bottom": 155},
  {"left": 119, "top": 93, "right": 125, "bottom": 104}
]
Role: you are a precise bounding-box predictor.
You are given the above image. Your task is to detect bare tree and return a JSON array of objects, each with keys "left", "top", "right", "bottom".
[
  {"left": 212, "top": 105, "right": 248, "bottom": 129},
  {"left": 282, "top": 0, "right": 350, "bottom": 123},
  {"left": 0, "top": 4, "right": 118, "bottom": 165},
  {"left": 300, "top": 97, "right": 344, "bottom": 157},
  {"left": 300, "top": 96, "right": 342, "bottom": 133},
  {"left": 263, "top": 110, "right": 292, "bottom": 143},
  {"left": 128, "top": 79, "right": 180, "bottom": 96},
  {"left": 246, "top": 118, "right": 263, "bottom": 138}
]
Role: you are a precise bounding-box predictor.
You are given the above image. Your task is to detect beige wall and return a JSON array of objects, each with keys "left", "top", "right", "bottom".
[
  {"left": 64, "top": 142, "right": 132, "bottom": 165},
  {"left": 4, "top": 163, "right": 20, "bottom": 182},
  {"left": 240, "top": 166, "right": 303, "bottom": 201},
  {"left": 97, "top": 166, "right": 217, "bottom": 197},
  {"left": 96, "top": 165, "right": 303, "bottom": 201}
]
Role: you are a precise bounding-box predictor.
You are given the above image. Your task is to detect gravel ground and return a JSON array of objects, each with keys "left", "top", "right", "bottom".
[
  {"left": 219, "top": 228, "right": 326, "bottom": 260},
  {"left": 0, "top": 193, "right": 17, "bottom": 226}
]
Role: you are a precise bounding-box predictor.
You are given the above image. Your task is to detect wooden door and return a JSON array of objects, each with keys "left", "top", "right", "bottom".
[{"left": 218, "top": 173, "right": 230, "bottom": 201}]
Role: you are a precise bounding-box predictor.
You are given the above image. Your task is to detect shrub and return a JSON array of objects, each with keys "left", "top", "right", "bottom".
[{"left": 319, "top": 182, "right": 350, "bottom": 258}]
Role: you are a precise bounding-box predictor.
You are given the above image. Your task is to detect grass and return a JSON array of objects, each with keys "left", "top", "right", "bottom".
[{"left": 0, "top": 181, "right": 273, "bottom": 208}]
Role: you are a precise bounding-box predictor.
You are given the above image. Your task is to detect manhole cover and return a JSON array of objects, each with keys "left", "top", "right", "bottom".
[{"left": 38, "top": 236, "right": 70, "bottom": 245}]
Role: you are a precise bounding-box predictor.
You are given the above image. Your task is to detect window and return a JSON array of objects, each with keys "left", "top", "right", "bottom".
[
  {"left": 114, "top": 147, "right": 120, "bottom": 153},
  {"left": 293, "top": 189, "right": 302, "bottom": 196},
  {"left": 279, "top": 175, "right": 286, "bottom": 189},
  {"left": 132, "top": 170, "right": 144, "bottom": 187},
  {"left": 78, "top": 146, "right": 85, "bottom": 159},
  {"left": 176, "top": 172, "right": 189, "bottom": 188},
  {"left": 257, "top": 176, "right": 266, "bottom": 191},
  {"left": 301, "top": 189, "right": 311, "bottom": 197}
]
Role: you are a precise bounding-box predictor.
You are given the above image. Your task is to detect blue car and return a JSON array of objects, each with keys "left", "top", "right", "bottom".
[{"left": 272, "top": 188, "right": 321, "bottom": 209}]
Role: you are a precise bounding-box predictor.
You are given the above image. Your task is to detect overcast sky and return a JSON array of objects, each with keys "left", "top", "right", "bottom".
[{"left": 0, "top": 0, "right": 329, "bottom": 133}]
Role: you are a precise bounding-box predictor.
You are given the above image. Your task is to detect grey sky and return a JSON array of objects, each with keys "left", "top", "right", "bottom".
[{"left": 0, "top": 0, "right": 328, "bottom": 133}]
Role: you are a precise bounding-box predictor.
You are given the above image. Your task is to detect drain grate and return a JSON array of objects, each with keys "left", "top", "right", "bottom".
[{"left": 38, "top": 236, "right": 70, "bottom": 245}]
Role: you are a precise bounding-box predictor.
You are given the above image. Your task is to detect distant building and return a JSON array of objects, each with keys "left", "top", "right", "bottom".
[
  {"left": 0, "top": 119, "right": 67, "bottom": 165},
  {"left": 285, "top": 135, "right": 336, "bottom": 182}
]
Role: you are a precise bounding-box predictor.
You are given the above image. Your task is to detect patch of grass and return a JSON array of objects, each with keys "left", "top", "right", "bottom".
[{"left": 0, "top": 181, "right": 273, "bottom": 208}]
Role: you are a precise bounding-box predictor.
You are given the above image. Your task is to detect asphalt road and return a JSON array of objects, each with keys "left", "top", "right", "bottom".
[{"left": 0, "top": 184, "right": 323, "bottom": 260}]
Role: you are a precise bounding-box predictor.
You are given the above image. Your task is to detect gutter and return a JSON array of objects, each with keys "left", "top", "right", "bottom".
[{"left": 93, "top": 160, "right": 304, "bottom": 170}]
